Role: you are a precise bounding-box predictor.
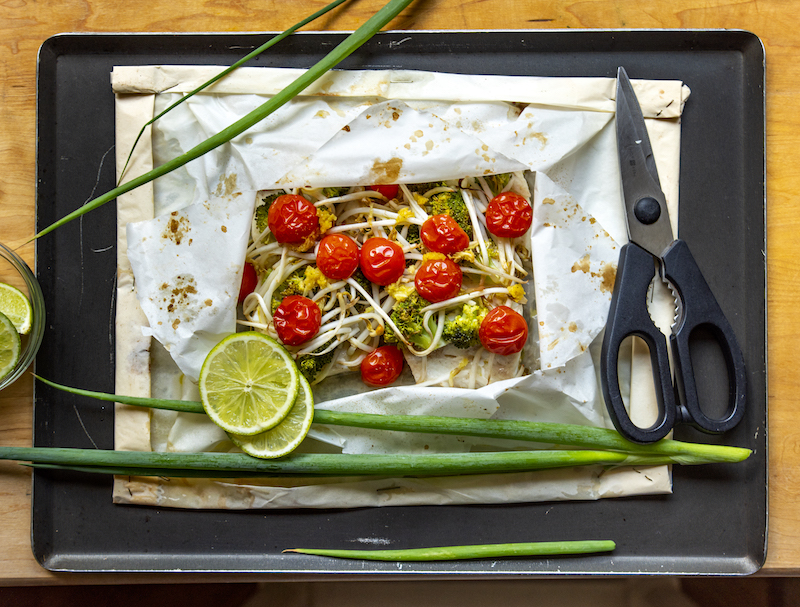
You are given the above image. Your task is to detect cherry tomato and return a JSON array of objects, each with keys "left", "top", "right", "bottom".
[
  {"left": 414, "top": 257, "right": 462, "bottom": 303},
  {"left": 361, "top": 345, "right": 404, "bottom": 386},
  {"left": 478, "top": 306, "right": 528, "bottom": 355},
  {"left": 485, "top": 192, "right": 533, "bottom": 239},
  {"left": 317, "top": 234, "right": 359, "bottom": 280},
  {"left": 420, "top": 214, "right": 470, "bottom": 254},
  {"left": 273, "top": 295, "right": 321, "bottom": 346},
  {"left": 360, "top": 237, "right": 405, "bottom": 286},
  {"left": 238, "top": 262, "right": 258, "bottom": 304},
  {"left": 267, "top": 194, "right": 319, "bottom": 244},
  {"left": 368, "top": 184, "right": 400, "bottom": 200}
]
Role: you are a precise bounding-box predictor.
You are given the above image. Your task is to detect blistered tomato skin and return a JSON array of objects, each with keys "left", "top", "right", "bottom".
[
  {"left": 361, "top": 345, "right": 405, "bottom": 386},
  {"left": 238, "top": 262, "right": 258, "bottom": 304},
  {"left": 485, "top": 192, "right": 533, "bottom": 239},
  {"left": 267, "top": 194, "right": 319, "bottom": 244},
  {"left": 317, "top": 234, "right": 359, "bottom": 280},
  {"left": 273, "top": 295, "right": 322, "bottom": 346},
  {"left": 360, "top": 237, "right": 406, "bottom": 286},
  {"left": 368, "top": 184, "right": 400, "bottom": 200},
  {"left": 415, "top": 257, "right": 463, "bottom": 303},
  {"left": 420, "top": 215, "right": 470, "bottom": 254},
  {"left": 478, "top": 306, "right": 528, "bottom": 355}
]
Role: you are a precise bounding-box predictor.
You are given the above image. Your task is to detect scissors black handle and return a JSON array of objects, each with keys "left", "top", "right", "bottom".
[
  {"left": 661, "top": 239, "right": 747, "bottom": 433},
  {"left": 601, "top": 242, "right": 676, "bottom": 444}
]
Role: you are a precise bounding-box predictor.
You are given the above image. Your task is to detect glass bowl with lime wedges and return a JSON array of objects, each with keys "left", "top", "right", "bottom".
[{"left": 0, "top": 242, "right": 45, "bottom": 390}]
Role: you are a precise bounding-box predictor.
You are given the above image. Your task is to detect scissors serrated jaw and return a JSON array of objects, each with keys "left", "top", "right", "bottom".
[{"left": 616, "top": 67, "right": 674, "bottom": 258}]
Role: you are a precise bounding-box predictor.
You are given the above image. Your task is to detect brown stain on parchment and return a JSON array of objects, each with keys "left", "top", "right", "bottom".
[
  {"left": 571, "top": 254, "right": 591, "bottom": 274},
  {"left": 214, "top": 173, "right": 239, "bottom": 198},
  {"left": 597, "top": 261, "right": 617, "bottom": 293},
  {"left": 571, "top": 254, "right": 617, "bottom": 294},
  {"left": 163, "top": 212, "right": 190, "bottom": 246},
  {"left": 154, "top": 274, "right": 204, "bottom": 332},
  {"left": 369, "top": 157, "right": 403, "bottom": 184}
]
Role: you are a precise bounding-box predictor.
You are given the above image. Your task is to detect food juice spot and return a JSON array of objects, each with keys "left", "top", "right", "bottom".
[
  {"left": 598, "top": 262, "right": 617, "bottom": 293},
  {"left": 369, "top": 157, "right": 403, "bottom": 184},
  {"left": 164, "top": 212, "right": 191, "bottom": 246},
  {"left": 571, "top": 254, "right": 591, "bottom": 274}
]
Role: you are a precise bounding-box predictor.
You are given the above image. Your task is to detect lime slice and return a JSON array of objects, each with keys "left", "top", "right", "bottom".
[
  {"left": 0, "top": 311, "right": 21, "bottom": 382},
  {"left": 0, "top": 282, "right": 32, "bottom": 335},
  {"left": 199, "top": 331, "right": 299, "bottom": 435},
  {"left": 229, "top": 374, "right": 315, "bottom": 459}
]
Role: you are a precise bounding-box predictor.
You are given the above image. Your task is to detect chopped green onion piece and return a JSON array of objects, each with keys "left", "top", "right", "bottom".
[
  {"left": 284, "top": 540, "right": 616, "bottom": 561},
  {"left": 33, "top": 0, "right": 417, "bottom": 240}
]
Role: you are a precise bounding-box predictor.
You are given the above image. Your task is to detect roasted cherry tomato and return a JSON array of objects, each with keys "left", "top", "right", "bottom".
[
  {"left": 485, "top": 192, "right": 533, "bottom": 239},
  {"left": 238, "top": 262, "right": 258, "bottom": 304},
  {"left": 267, "top": 194, "right": 319, "bottom": 244},
  {"left": 360, "top": 345, "right": 404, "bottom": 386},
  {"left": 368, "top": 184, "right": 400, "bottom": 200},
  {"left": 414, "top": 257, "right": 462, "bottom": 303},
  {"left": 317, "top": 234, "right": 359, "bottom": 280},
  {"left": 420, "top": 214, "right": 470, "bottom": 254},
  {"left": 273, "top": 295, "right": 322, "bottom": 346},
  {"left": 478, "top": 305, "right": 528, "bottom": 355},
  {"left": 360, "top": 237, "right": 405, "bottom": 286}
]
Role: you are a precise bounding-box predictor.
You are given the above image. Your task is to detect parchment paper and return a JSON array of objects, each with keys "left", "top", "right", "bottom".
[{"left": 113, "top": 66, "right": 688, "bottom": 509}]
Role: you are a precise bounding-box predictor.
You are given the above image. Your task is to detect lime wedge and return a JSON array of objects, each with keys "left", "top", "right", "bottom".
[
  {"left": 229, "top": 374, "right": 315, "bottom": 459},
  {"left": 0, "top": 311, "right": 21, "bottom": 382},
  {"left": 0, "top": 282, "right": 32, "bottom": 335},
  {"left": 199, "top": 331, "right": 299, "bottom": 435}
]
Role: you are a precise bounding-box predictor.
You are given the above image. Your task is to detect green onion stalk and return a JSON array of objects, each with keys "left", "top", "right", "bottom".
[
  {"left": 33, "top": 0, "right": 417, "bottom": 240},
  {"left": 0, "top": 446, "right": 711, "bottom": 478},
  {"left": 32, "top": 377, "right": 751, "bottom": 471},
  {"left": 283, "top": 540, "right": 617, "bottom": 561}
]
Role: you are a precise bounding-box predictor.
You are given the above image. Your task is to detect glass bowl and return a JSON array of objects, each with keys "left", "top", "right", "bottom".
[{"left": 0, "top": 242, "right": 45, "bottom": 390}]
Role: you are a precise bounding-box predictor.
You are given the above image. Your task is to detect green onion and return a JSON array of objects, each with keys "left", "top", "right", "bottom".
[
  {"left": 33, "top": 0, "right": 417, "bottom": 240},
  {"left": 0, "top": 446, "right": 702, "bottom": 477},
  {"left": 283, "top": 540, "right": 616, "bottom": 561},
  {"left": 117, "top": 0, "right": 351, "bottom": 184},
  {"left": 35, "top": 376, "right": 752, "bottom": 463}
]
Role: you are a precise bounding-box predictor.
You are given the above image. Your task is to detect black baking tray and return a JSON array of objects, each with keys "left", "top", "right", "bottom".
[{"left": 32, "top": 30, "right": 766, "bottom": 575}]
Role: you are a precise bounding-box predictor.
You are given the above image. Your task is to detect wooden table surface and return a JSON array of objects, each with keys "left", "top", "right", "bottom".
[{"left": 0, "top": 0, "right": 795, "bottom": 584}]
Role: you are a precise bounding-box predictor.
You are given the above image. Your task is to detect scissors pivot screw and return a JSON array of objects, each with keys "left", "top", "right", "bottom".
[{"left": 634, "top": 196, "right": 661, "bottom": 225}]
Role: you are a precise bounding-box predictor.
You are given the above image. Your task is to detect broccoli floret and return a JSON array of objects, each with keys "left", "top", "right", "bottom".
[
  {"left": 271, "top": 266, "right": 330, "bottom": 312},
  {"left": 271, "top": 268, "right": 308, "bottom": 313},
  {"left": 484, "top": 173, "right": 512, "bottom": 196},
  {"left": 429, "top": 190, "right": 473, "bottom": 238},
  {"left": 404, "top": 223, "right": 420, "bottom": 245},
  {"left": 384, "top": 291, "right": 437, "bottom": 350},
  {"left": 408, "top": 181, "right": 448, "bottom": 195},
  {"left": 350, "top": 267, "right": 372, "bottom": 294},
  {"left": 254, "top": 190, "right": 285, "bottom": 232},
  {"left": 297, "top": 340, "right": 337, "bottom": 384},
  {"left": 322, "top": 186, "right": 349, "bottom": 198},
  {"left": 442, "top": 301, "right": 488, "bottom": 349}
]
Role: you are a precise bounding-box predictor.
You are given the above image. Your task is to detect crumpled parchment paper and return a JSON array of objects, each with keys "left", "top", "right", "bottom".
[{"left": 113, "top": 65, "right": 688, "bottom": 509}]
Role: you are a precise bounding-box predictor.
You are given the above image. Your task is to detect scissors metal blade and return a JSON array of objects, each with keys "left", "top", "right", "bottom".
[{"left": 616, "top": 67, "right": 674, "bottom": 258}]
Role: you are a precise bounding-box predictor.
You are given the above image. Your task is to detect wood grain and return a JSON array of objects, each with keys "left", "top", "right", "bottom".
[{"left": 0, "top": 0, "right": 796, "bottom": 582}]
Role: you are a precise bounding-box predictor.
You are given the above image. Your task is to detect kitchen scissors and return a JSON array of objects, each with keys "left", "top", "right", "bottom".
[{"left": 600, "top": 67, "right": 747, "bottom": 444}]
